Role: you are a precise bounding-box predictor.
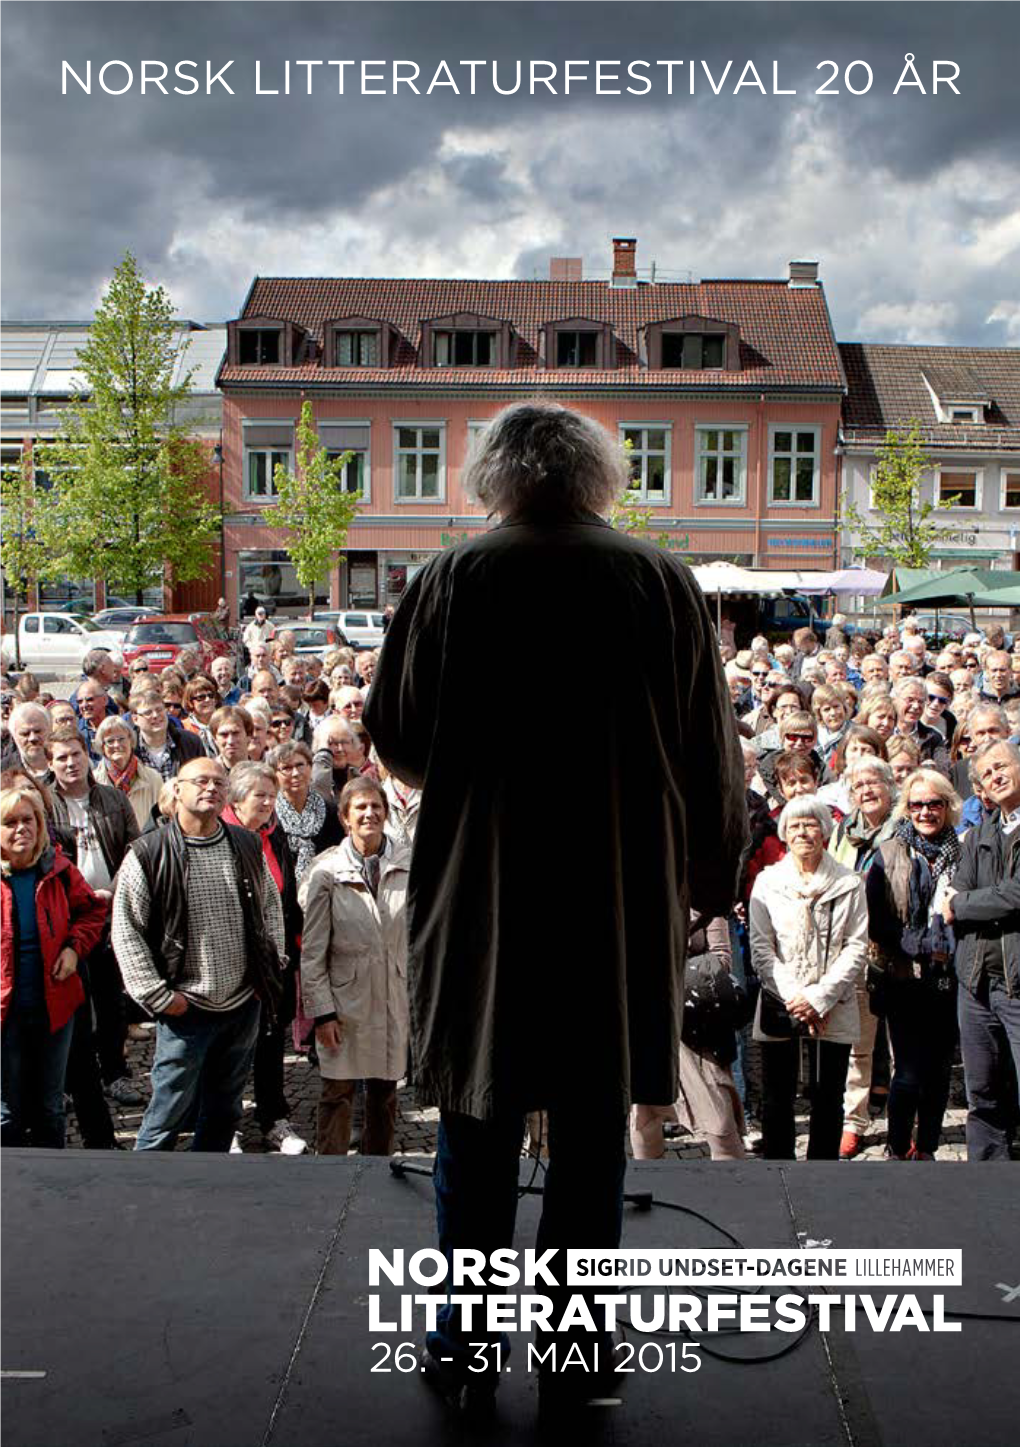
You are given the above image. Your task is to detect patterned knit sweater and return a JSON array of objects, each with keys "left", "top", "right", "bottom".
[{"left": 112, "top": 825, "right": 284, "bottom": 1015}]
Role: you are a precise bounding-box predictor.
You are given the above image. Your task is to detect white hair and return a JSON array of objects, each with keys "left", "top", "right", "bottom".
[
  {"left": 464, "top": 402, "right": 631, "bottom": 517},
  {"left": 9, "top": 703, "right": 51, "bottom": 736},
  {"left": 777, "top": 796, "right": 834, "bottom": 843}
]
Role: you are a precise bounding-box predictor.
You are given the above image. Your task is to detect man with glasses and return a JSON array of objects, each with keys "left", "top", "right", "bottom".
[
  {"left": 130, "top": 688, "right": 205, "bottom": 780},
  {"left": 76, "top": 679, "right": 113, "bottom": 763},
  {"left": 70, "top": 648, "right": 126, "bottom": 718},
  {"left": 942, "top": 740, "right": 1020, "bottom": 1160},
  {"left": 112, "top": 757, "right": 286, "bottom": 1152}
]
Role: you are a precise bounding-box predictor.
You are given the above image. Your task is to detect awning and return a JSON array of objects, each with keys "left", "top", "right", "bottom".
[{"left": 879, "top": 568, "right": 1020, "bottom": 609}]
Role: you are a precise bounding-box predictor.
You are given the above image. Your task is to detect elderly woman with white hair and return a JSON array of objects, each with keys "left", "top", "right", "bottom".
[
  {"left": 93, "top": 715, "right": 163, "bottom": 831},
  {"left": 750, "top": 797, "right": 868, "bottom": 1159}
]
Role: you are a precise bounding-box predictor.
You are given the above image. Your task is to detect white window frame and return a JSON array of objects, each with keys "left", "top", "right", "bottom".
[
  {"left": 618, "top": 422, "right": 671, "bottom": 505},
  {"left": 322, "top": 419, "right": 372, "bottom": 505},
  {"left": 694, "top": 423, "right": 748, "bottom": 507},
  {"left": 999, "top": 466, "right": 1020, "bottom": 511},
  {"left": 243, "top": 446, "right": 292, "bottom": 503},
  {"left": 768, "top": 424, "right": 821, "bottom": 507},
  {"left": 393, "top": 421, "right": 446, "bottom": 503},
  {"left": 935, "top": 465, "right": 983, "bottom": 512}
]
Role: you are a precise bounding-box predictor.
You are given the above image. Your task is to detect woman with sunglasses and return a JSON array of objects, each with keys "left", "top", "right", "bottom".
[
  {"left": 865, "top": 768, "right": 963, "bottom": 1159},
  {"left": 182, "top": 674, "right": 220, "bottom": 757}
]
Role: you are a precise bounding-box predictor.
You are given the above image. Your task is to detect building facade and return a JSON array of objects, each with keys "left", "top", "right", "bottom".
[
  {"left": 840, "top": 344, "right": 1020, "bottom": 573},
  {"left": 217, "top": 244, "right": 845, "bottom": 616},
  {"left": 0, "top": 320, "right": 226, "bottom": 616}
]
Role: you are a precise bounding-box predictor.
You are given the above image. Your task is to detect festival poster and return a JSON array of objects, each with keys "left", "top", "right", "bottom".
[{"left": 1, "top": 4, "right": 1016, "bottom": 1446}]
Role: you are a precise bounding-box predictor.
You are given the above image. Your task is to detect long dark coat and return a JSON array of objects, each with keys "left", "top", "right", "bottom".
[{"left": 364, "top": 512, "right": 748, "bottom": 1119}]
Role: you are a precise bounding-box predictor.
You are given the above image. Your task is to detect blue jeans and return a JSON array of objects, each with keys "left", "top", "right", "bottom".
[
  {"left": 426, "top": 1107, "right": 627, "bottom": 1380},
  {"left": 1, "top": 1007, "right": 75, "bottom": 1148},
  {"left": 958, "top": 978, "right": 1020, "bottom": 1161},
  {"left": 135, "top": 997, "right": 260, "bottom": 1152}
]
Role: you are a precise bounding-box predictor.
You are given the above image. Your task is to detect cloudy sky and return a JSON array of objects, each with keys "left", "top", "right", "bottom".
[{"left": 2, "top": 1, "right": 1018, "bottom": 345}]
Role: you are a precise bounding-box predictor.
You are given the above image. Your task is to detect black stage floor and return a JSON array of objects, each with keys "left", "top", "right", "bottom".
[{"left": 2, "top": 1152, "right": 1017, "bottom": 1447}]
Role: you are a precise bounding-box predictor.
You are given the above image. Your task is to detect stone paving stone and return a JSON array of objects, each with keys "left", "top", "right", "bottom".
[{"left": 68, "top": 1031, "right": 981, "bottom": 1164}]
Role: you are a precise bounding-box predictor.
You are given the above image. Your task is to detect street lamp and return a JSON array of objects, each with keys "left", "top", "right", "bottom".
[{"left": 212, "top": 440, "right": 225, "bottom": 602}]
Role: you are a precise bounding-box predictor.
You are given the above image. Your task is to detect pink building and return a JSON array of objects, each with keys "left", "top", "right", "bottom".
[{"left": 217, "top": 244, "right": 844, "bottom": 617}]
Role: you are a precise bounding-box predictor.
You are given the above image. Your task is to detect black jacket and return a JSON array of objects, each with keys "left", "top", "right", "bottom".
[
  {"left": 130, "top": 820, "right": 285, "bottom": 1022},
  {"left": 366, "top": 511, "right": 748, "bottom": 1117},
  {"left": 952, "top": 815, "right": 1020, "bottom": 998},
  {"left": 52, "top": 779, "right": 139, "bottom": 878}
]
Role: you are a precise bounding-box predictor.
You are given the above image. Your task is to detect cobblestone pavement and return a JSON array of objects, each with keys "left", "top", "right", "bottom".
[{"left": 68, "top": 1030, "right": 979, "bottom": 1162}]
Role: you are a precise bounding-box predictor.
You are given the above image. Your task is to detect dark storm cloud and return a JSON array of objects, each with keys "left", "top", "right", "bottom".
[{"left": 1, "top": 2, "right": 1017, "bottom": 344}]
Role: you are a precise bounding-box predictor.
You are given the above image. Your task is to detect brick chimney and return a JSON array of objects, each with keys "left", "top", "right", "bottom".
[
  {"left": 788, "top": 259, "right": 819, "bottom": 288},
  {"left": 611, "top": 237, "right": 637, "bottom": 287},
  {"left": 549, "top": 257, "right": 583, "bottom": 281}
]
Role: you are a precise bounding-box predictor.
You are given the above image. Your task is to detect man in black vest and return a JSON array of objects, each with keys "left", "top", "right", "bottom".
[{"left": 111, "top": 757, "right": 285, "bottom": 1152}]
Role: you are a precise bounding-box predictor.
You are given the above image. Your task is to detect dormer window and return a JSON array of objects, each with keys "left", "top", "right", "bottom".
[
  {"left": 921, "top": 368, "right": 989, "bottom": 425},
  {"left": 433, "top": 330, "right": 495, "bottom": 367},
  {"left": 336, "top": 330, "right": 379, "bottom": 366},
  {"left": 662, "top": 333, "right": 725, "bottom": 370},
  {"left": 644, "top": 316, "right": 739, "bottom": 372},
  {"left": 544, "top": 319, "right": 614, "bottom": 370},
  {"left": 239, "top": 329, "right": 281, "bottom": 365},
  {"left": 325, "top": 318, "right": 392, "bottom": 369},
  {"left": 421, "top": 313, "right": 512, "bottom": 369},
  {"left": 557, "top": 331, "right": 598, "bottom": 368},
  {"left": 229, "top": 317, "right": 304, "bottom": 368}
]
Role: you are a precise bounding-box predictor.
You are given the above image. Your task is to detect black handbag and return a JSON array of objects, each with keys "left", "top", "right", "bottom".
[{"left": 759, "top": 986, "right": 810, "bottom": 1037}]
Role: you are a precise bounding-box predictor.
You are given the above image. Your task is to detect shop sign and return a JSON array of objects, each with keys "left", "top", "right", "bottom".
[{"left": 767, "top": 536, "right": 831, "bottom": 551}]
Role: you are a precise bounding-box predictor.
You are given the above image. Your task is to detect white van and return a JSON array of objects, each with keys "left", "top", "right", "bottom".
[{"left": 314, "top": 610, "right": 386, "bottom": 649}]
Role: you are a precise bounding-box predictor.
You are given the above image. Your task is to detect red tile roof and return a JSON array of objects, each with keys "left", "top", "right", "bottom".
[
  {"left": 218, "top": 277, "right": 843, "bottom": 390},
  {"left": 840, "top": 343, "right": 1020, "bottom": 450}
]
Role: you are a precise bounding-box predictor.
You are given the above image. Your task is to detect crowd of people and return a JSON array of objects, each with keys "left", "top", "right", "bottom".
[
  {"left": 1, "top": 634, "right": 419, "bottom": 1158},
  {"left": 1, "top": 599, "right": 1018, "bottom": 1166}
]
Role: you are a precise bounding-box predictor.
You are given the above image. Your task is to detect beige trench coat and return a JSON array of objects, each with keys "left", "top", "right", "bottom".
[{"left": 299, "top": 837, "right": 410, "bottom": 1082}]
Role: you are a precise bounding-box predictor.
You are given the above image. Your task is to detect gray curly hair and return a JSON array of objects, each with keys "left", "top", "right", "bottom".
[{"left": 464, "top": 402, "right": 632, "bottom": 517}]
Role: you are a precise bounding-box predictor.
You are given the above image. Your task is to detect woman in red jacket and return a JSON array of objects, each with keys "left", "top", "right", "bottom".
[{"left": 1, "top": 784, "right": 108, "bottom": 1147}]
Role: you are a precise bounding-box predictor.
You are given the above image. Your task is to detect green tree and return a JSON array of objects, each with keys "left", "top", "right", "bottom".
[
  {"left": 268, "top": 400, "right": 362, "bottom": 615},
  {"left": 33, "top": 252, "right": 221, "bottom": 605},
  {"left": 842, "top": 422, "right": 962, "bottom": 568},
  {"left": 1, "top": 451, "right": 57, "bottom": 667}
]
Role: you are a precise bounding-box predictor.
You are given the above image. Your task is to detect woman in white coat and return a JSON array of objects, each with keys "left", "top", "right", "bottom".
[
  {"left": 299, "top": 775, "right": 411, "bottom": 1155},
  {"left": 750, "top": 797, "right": 868, "bottom": 1160}
]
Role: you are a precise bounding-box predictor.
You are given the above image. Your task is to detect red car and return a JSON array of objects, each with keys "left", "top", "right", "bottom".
[{"left": 121, "top": 614, "right": 237, "bottom": 674}]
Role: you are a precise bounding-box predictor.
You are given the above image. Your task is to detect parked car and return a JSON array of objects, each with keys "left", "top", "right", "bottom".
[
  {"left": 0, "top": 613, "right": 124, "bottom": 671},
  {"left": 91, "top": 606, "right": 164, "bottom": 631},
  {"left": 121, "top": 613, "right": 237, "bottom": 674},
  {"left": 312, "top": 609, "right": 386, "bottom": 649},
  {"left": 906, "top": 612, "right": 979, "bottom": 642},
  {"left": 276, "top": 622, "right": 350, "bottom": 658},
  {"left": 50, "top": 594, "right": 133, "bottom": 614}
]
